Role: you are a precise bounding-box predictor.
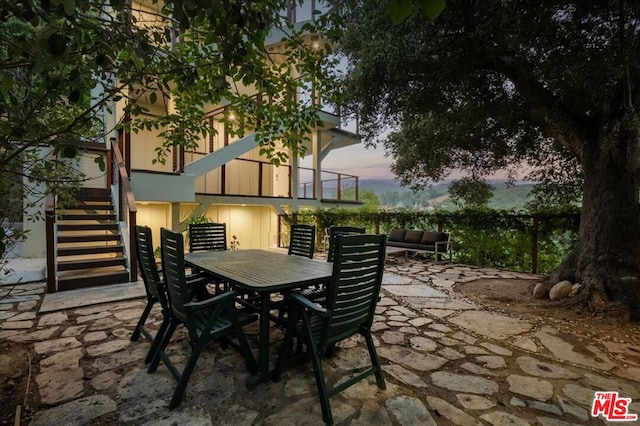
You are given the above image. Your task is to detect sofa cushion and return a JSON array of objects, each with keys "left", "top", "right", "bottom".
[
  {"left": 421, "top": 231, "right": 448, "bottom": 244},
  {"left": 405, "top": 230, "right": 424, "bottom": 244},
  {"left": 388, "top": 229, "right": 406, "bottom": 242}
]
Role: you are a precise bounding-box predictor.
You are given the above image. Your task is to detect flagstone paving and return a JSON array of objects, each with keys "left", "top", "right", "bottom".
[{"left": 1, "top": 258, "right": 639, "bottom": 425}]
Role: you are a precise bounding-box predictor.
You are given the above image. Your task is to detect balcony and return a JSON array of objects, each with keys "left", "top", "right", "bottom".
[
  {"left": 298, "top": 167, "right": 360, "bottom": 203},
  {"left": 186, "top": 152, "right": 360, "bottom": 204}
]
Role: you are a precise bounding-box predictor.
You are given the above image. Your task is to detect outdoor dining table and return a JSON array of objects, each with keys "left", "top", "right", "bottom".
[{"left": 184, "top": 249, "right": 333, "bottom": 388}]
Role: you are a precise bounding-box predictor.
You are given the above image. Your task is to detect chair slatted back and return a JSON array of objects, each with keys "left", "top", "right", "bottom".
[
  {"left": 135, "top": 225, "right": 162, "bottom": 302},
  {"left": 324, "top": 234, "right": 386, "bottom": 345},
  {"left": 161, "top": 229, "right": 191, "bottom": 325},
  {"left": 327, "top": 226, "right": 366, "bottom": 262},
  {"left": 288, "top": 224, "right": 315, "bottom": 258},
  {"left": 189, "top": 223, "right": 227, "bottom": 252}
]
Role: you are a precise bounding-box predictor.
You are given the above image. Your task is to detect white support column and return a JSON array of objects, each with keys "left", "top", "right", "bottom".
[
  {"left": 170, "top": 203, "right": 181, "bottom": 232},
  {"left": 313, "top": 130, "right": 322, "bottom": 201}
]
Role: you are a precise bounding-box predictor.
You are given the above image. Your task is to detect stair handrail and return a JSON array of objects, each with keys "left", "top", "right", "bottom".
[
  {"left": 112, "top": 143, "right": 138, "bottom": 281},
  {"left": 45, "top": 194, "right": 56, "bottom": 292}
]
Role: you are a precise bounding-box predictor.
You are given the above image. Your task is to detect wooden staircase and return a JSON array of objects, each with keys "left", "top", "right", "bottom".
[{"left": 55, "top": 188, "right": 130, "bottom": 291}]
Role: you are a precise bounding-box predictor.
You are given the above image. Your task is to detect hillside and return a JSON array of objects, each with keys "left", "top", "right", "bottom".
[{"left": 359, "top": 179, "right": 534, "bottom": 211}]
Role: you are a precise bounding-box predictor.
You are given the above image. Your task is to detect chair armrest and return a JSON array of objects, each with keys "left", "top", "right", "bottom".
[
  {"left": 289, "top": 292, "right": 330, "bottom": 318},
  {"left": 184, "top": 290, "right": 238, "bottom": 313},
  {"left": 186, "top": 273, "right": 211, "bottom": 286},
  {"left": 186, "top": 271, "right": 208, "bottom": 281}
]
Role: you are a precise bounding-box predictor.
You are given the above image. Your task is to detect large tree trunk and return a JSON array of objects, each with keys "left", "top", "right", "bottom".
[{"left": 550, "top": 130, "right": 640, "bottom": 321}]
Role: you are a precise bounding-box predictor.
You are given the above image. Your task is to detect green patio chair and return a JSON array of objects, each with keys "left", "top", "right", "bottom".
[
  {"left": 130, "top": 225, "right": 170, "bottom": 364},
  {"left": 288, "top": 224, "right": 315, "bottom": 258},
  {"left": 189, "top": 222, "right": 227, "bottom": 252},
  {"left": 189, "top": 222, "right": 229, "bottom": 294},
  {"left": 298, "top": 226, "right": 366, "bottom": 303},
  {"left": 326, "top": 226, "right": 365, "bottom": 262},
  {"left": 273, "top": 234, "right": 387, "bottom": 425},
  {"left": 148, "top": 228, "right": 257, "bottom": 409},
  {"left": 131, "top": 225, "right": 211, "bottom": 363},
  {"left": 270, "top": 224, "right": 317, "bottom": 322}
]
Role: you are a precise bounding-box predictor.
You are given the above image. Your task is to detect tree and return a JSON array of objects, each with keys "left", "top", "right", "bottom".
[
  {"left": 331, "top": 0, "right": 640, "bottom": 320},
  {"left": 358, "top": 189, "right": 381, "bottom": 211},
  {"left": 448, "top": 177, "right": 494, "bottom": 208},
  {"left": 0, "top": 1, "right": 337, "bottom": 270}
]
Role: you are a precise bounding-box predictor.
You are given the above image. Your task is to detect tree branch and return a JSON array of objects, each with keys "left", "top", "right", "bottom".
[{"left": 493, "top": 53, "right": 593, "bottom": 158}]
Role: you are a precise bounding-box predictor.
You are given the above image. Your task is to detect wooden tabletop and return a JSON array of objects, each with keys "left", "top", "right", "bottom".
[{"left": 185, "top": 249, "right": 332, "bottom": 293}]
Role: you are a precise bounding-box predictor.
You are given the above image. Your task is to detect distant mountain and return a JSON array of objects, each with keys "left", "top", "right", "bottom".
[{"left": 359, "top": 178, "right": 534, "bottom": 211}]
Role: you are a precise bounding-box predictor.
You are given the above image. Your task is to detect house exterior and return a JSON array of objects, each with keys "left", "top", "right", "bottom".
[{"left": 26, "top": 1, "right": 362, "bottom": 292}]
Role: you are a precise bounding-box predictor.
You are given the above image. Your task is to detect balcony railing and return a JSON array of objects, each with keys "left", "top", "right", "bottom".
[
  {"left": 299, "top": 168, "right": 359, "bottom": 202},
  {"left": 190, "top": 155, "right": 291, "bottom": 198},
  {"left": 284, "top": 0, "right": 328, "bottom": 24},
  {"left": 188, "top": 155, "right": 359, "bottom": 203}
]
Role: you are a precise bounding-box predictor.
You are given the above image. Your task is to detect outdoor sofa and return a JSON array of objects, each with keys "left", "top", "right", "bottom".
[{"left": 387, "top": 229, "right": 452, "bottom": 260}]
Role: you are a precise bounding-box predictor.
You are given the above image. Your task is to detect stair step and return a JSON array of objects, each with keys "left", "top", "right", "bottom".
[
  {"left": 58, "top": 223, "right": 119, "bottom": 232},
  {"left": 58, "top": 271, "right": 131, "bottom": 291},
  {"left": 57, "top": 245, "right": 124, "bottom": 257},
  {"left": 62, "top": 203, "right": 113, "bottom": 210},
  {"left": 58, "top": 234, "right": 121, "bottom": 243},
  {"left": 74, "top": 188, "right": 110, "bottom": 201},
  {"left": 58, "top": 257, "right": 127, "bottom": 271},
  {"left": 60, "top": 213, "right": 116, "bottom": 221}
]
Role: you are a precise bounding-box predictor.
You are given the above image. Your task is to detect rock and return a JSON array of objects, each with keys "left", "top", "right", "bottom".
[
  {"left": 409, "top": 336, "right": 437, "bottom": 352},
  {"left": 512, "top": 336, "right": 538, "bottom": 352},
  {"left": 30, "top": 395, "right": 117, "bottom": 426},
  {"left": 568, "top": 283, "right": 581, "bottom": 297},
  {"left": 480, "top": 411, "right": 532, "bottom": 426},
  {"left": 378, "top": 346, "right": 448, "bottom": 371},
  {"left": 515, "top": 356, "right": 581, "bottom": 379},
  {"left": 426, "top": 396, "right": 483, "bottom": 425},
  {"left": 449, "top": 311, "right": 532, "bottom": 340},
  {"left": 506, "top": 375, "right": 554, "bottom": 402},
  {"left": 383, "top": 364, "right": 428, "bottom": 388},
  {"left": 456, "top": 394, "right": 496, "bottom": 410},
  {"left": 431, "top": 371, "right": 499, "bottom": 395},
  {"left": 386, "top": 396, "right": 436, "bottom": 425},
  {"left": 533, "top": 282, "right": 547, "bottom": 298},
  {"left": 549, "top": 280, "right": 573, "bottom": 301},
  {"left": 535, "top": 327, "right": 615, "bottom": 371}
]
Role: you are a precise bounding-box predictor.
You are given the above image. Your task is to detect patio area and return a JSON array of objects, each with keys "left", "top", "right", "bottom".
[{"left": 1, "top": 256, "right": 639, "bottom": 425}]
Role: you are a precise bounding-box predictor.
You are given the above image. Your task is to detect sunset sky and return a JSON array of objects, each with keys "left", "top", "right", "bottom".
[{"left": 321, "top": 143, "right": 394, "bottom": 179}]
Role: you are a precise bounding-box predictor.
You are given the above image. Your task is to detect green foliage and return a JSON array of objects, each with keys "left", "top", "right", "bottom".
[
  {"left": 358, "top": 189, "right": 381, "bottom": 212},
  {"left": 179, "top": 206, "right": 213, "bottom": 245},
  {"left": 340, "top": 187, "right": 380, "bottom": 211},
  {"left": 331, "top": 1, "right": 640, "bottom": 303},
  {"left": 363, "top": 179, "right": 536, "bottom": 211},
  {"left": 1, "top": 1, "right": 340, "bottom": 273},
  {"left": 448, "top": 177, "right": 494, "bottom": 208},
  {"left": 332, "top": 0, "right": 639, "bottom": 191},
  {"left": 281, "top": 207, "right": 580, "bottom": 275}
]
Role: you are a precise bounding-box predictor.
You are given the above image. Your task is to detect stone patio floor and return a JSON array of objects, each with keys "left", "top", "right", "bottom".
[{"left": 1, "top": 255, "right": 639, "bottom": 425}]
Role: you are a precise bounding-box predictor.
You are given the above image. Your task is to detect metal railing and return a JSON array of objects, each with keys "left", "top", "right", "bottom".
[
  {"left": 284, "top": 0, "right": 330, "bottom": 24},
  {"left": 191, "top": 156, "right": 291, "bottom": 198},
  {"left": 189, "top": 156, "right": 359, "bottom": 203},
  {"left": 299, "top": 168, "right": 359, "bottom": 202}
]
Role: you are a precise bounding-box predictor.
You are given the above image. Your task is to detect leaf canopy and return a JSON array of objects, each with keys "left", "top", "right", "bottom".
[{"left": 331, "top": 0, "right": 640, "bottom": 198}]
